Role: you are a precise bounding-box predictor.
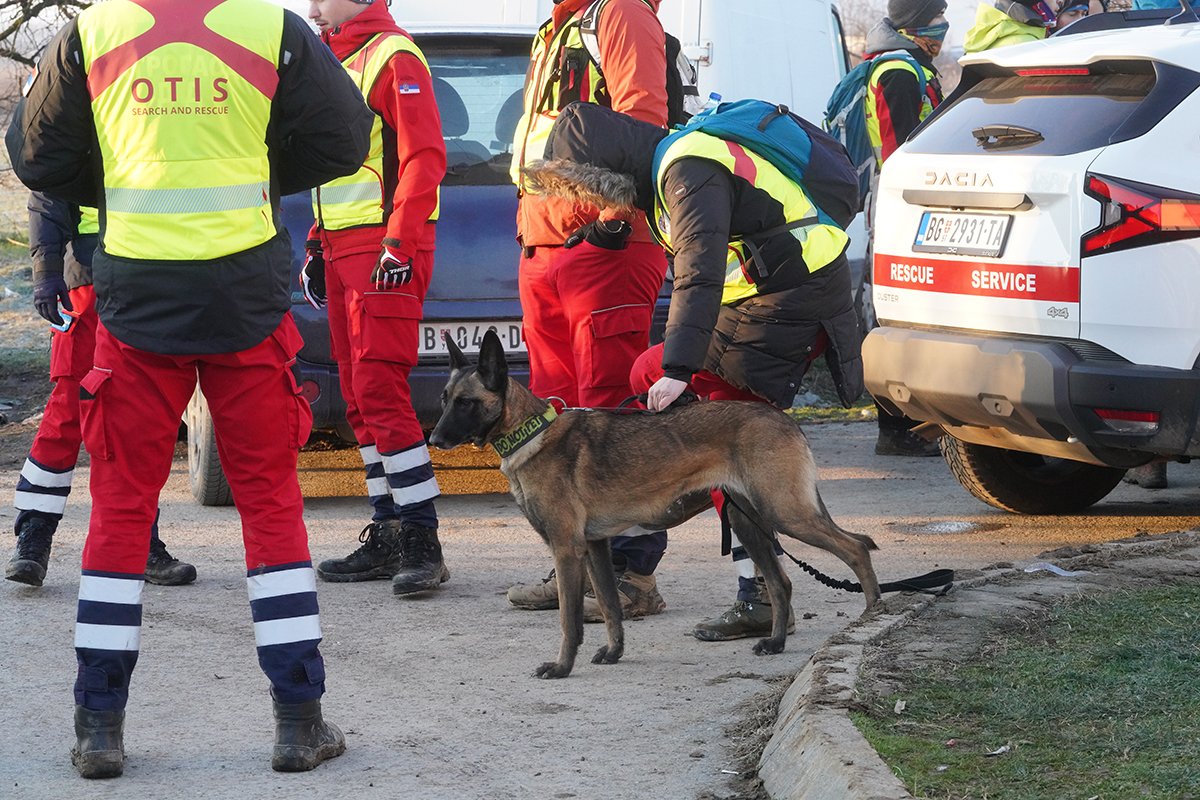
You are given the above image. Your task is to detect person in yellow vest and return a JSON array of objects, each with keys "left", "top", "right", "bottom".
[
  {"left": 7, "top": 192, "right": 195, "bottom": 589},
  {"left": 860, "top": 0, "right": 947, "bottom": 457},
  {"left": 301, "top": 0, "right": 451, "bottom": 597},
  {"left": 7, "top": 0, "right": 373, "bottom": 777},
  {"left": 523, "top": 102, "right": 865, "bottom": 641},
  {"left": 964, "top": 0, "right": 1055, "bottom": 53}
]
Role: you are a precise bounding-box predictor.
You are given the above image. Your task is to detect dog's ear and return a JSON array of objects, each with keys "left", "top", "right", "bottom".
[
  {"left": 444, "top": 331, "right": 469, "bottom": 372},
  {"left": 476, "top": 329, "right": 509, "bottom": 393}
]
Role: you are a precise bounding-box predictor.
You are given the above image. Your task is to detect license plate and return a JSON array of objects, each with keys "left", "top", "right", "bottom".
[
  {"left": 913, "top": 212, "right": 1012, "bottom": 258},
  {"left": 419, "top": 320, "right": 525, "bottom": 356}
]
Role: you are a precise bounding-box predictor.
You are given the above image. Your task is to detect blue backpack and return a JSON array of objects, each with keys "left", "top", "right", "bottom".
[
  {"left": 823, "top": 51, "right": 927, "bottom": 209},
  {"left": 650, "top": 98, "right": 860, "bottom": 232}
]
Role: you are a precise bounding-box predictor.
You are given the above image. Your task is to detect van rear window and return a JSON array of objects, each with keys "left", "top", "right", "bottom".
[{"left": 908, "top": 72, "right": 1156, "bottom": 156}]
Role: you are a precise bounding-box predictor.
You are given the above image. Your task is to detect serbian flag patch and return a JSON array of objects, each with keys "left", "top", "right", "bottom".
[{"left": 398, "top": 83, "right": 421, "bottom": 94}]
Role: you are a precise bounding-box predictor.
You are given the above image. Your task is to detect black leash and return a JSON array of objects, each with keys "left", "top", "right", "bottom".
[{"left": 722, "top": 492, "right": 955, "bottom": 597}]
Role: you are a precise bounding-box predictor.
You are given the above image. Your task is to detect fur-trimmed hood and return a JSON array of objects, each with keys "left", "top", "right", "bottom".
[{"left": 521, "top": 103, "right": 668, "bottom": 214}]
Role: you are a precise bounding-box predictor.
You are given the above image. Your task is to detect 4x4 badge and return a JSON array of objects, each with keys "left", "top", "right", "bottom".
[{"left": 1047, "top": 306, "right": 1069, "bottom": 319}]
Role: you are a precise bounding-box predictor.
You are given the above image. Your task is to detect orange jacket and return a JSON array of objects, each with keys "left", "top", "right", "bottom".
[{"left": 516, "top": 0, "right": 668, "bottom": 247}]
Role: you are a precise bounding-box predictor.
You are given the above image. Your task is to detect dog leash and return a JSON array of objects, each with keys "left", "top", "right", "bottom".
[{"left": 721, "top": 493, "right": 955, "bottom": 598}]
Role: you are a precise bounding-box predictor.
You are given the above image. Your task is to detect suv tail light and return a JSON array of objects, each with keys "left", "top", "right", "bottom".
[
  {"left": 1083, "top": 173, "right": 1200, "bottom": 256},
  {"left": 1093, "top": 408, "right": 1159, "bottom": 434}
]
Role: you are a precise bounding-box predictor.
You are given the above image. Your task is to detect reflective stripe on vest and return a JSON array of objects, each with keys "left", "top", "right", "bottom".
[
  {"left": 864, "top": 58, "right": 937, "bottom": 169},
  {"left": 76, "top": 0, "right": 281, "bottom": 261},
  {"left": 314, "top": 32, "right": 438, "bottom": 230},
  {"left": 509, "top": 6, "right": 607, "bottom": 190},
  {"left": 78, "top": 206, "right": 99, "bottom": 236},
  {"left": 652, "top": 131, "right": 849, "bottom": 305}
]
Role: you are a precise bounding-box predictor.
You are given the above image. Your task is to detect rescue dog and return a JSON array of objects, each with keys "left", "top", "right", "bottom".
[{"left": 429, "top": 330, "right": 882, "bottom": 679}]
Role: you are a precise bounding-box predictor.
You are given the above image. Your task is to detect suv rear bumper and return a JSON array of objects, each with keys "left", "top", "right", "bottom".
[{"left": 863, "top": 326, "right": 1200, "bottom": 466}]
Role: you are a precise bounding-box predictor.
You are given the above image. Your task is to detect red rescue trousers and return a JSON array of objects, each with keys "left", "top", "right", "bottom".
[
  {"left": 519, "top": 241, "right": 668, "bottom": 408},
  {"left": 80, "top": 316, "right": 314, "bottom": 573},
  {"left": 321, "top": 231, "right": 429, "bottom": 453},
  {"left": 29, "top": 285, "right": 98, "bottom": 471}
]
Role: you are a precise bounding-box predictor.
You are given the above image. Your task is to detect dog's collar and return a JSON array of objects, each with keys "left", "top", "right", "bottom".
[{"left": 492, "top": 406, "right": 559, "bottom": 459}]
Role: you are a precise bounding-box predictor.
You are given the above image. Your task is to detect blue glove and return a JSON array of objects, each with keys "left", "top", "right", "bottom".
[
  {"left": 33, "top": 268, "right": 72, "bottom": 326},
  {"left": 371, "top": 239, "right": 413, "bottom": 290},
  {"left": 300, "top": 239, "right": 326, "bottom": 309}
]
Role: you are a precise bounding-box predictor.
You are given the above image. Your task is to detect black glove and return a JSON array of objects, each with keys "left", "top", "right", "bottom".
[
  {"left": 371, "top": 240, "right": 413, "bottom": 290},
  {"left": 300, "top": 239, "right": 326, "bottom": 309},
  {"left": 564, "top": 219, "right": 633, "bottom": 250},
  {"left": 32, "top": 262, "right": 72, "bottom": 326}
]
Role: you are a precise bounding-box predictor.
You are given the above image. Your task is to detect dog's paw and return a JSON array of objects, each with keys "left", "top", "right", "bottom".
[
  {"left": 534, "top": 661, "right": 572, "bottom": 679},
  {"left": 591, "top": 644, "right": 623, "bottom": 665},
  {"left": 752, "top": 637, "right": 786, "bottom": 656}
]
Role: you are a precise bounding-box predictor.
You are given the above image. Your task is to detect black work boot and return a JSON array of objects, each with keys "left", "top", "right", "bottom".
[
  {"left": 316, "top": 521, "right": 403, "bottom": 582},
  {"left": 875, "top": 426, "right": 940, "bottom": 457},
  {"left": 271, "top": 696, "right": 346, "bottom": 772},
  {"left": 391, "top": 523, "right": 449, "bottom": 595},
  {"left": 144, "top": 538, "right": 197, "bottom": 586},
  {"left": 71, "top": 706, "right": 125, "bottom": 779},
  {"left": 6, "top": 515, "right": 56, "bottom": 587}
]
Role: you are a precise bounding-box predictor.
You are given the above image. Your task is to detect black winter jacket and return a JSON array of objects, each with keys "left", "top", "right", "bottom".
[
  {"left": 29, "top": 191, "right": 96, "bottom": 291},
  {"left": 5, "top": 8, "right": 374, "bottom": 355}
]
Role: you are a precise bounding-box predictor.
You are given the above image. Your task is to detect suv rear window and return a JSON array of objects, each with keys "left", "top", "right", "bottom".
[
  {"left": 423, "top": 35, "right": 531, "bottom": 186},
  {"left": 908, "top": 71, "right": 1155, "bottom": 156}
]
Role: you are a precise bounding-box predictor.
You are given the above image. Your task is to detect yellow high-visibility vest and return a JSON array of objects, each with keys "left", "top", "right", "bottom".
[
  {"left": 76, "top": 0, "right": 282, "bottom": 260},
  {"left": 78, "top": 206, "right": 99, "bottom": 236},
  {"left": 314, "top": 32, "right": 439, "bottom": 230},
  {"left": 652, "top": 131, "right": 849, "bottom": 305}
]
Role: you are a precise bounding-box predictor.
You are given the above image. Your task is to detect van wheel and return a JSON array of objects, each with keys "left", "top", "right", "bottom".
[
  {"left": 185, "top": 388, "right": 234, "bottom": 507},
  {"left": 941, "top": 437, "right": 1125, "bottom": 514}
]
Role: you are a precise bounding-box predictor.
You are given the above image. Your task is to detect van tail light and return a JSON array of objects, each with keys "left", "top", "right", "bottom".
[
  {"left": 1083, "top": 173, "right": 1200, "bottom": 256},
  {"left": 1093, "top": 408, "right": 1159, "bottom": 434}
]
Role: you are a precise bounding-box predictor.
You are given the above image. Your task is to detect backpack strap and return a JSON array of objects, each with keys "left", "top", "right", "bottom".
[{"left": 580, "top": 0, "right": 656, "bottom": 70}]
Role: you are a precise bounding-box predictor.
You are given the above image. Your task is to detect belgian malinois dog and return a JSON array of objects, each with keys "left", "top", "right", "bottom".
[{"left": 429, "top": 330, "right": 882, "bottom": 679}]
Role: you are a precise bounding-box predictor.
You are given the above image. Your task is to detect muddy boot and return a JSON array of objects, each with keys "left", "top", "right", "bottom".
[
  {"left": 874, "top": 427, "right": 940, "bottom": 457},
  {"left": 271, "top": 696, "right": 346, "bottom": 772},
  {"left": 692, "top": 580, "right": 796, "bottom": 641},
  {"left": 144, "top": 538, "right": 197, "bottom": 586},
  {"left": 1123, "top": 462, "right": 1168, "bottom": 489},
  {"left": 391, "top": 523, "right": 449, "bottom": 595},
  {"left": 317, "top": 521, "right": 403, "bottom": 582},
  {"left": 71, "top": 706, "right": 125, "bottom": 779},
  {"left": 6, "top": 515, "right": 55, "bottom": 587},
  {"left": 582, "top": 570, "right": 666, "bottom": 623},
  {"left": 507, "top": 569, "right": 561, "bottom": 610}
]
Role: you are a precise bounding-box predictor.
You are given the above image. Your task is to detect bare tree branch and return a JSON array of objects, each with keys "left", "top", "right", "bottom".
[{"left": 0, "top": 0, "right": 92, "bottom": 65}]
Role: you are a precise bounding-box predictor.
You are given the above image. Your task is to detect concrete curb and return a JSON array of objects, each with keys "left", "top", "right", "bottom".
[{"left": 756, "top": 531, "right": 1200, "bottom": 800}]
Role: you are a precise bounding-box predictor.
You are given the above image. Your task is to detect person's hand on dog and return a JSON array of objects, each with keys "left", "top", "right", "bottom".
[
  {"left": 563, "top": 219, "right": 632, "bottom": 250},
  {"left": 647, "top": 376, "right": 689, "bottom": 411},
  {"left": 300, "top": 239, "right": 326, "bottom": 309},
  {"left": 371, "top": 239, "right": 413, "bottom": 290}
]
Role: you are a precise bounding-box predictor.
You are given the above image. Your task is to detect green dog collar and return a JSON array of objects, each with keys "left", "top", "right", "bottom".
[{"left": 492, "top": 406, "right": 559, "bottom": 459}]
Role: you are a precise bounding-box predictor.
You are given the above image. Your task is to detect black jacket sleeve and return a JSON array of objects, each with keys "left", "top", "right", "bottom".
[
  {"left": 271, "top": 11, "right": 374, "bottom": 196},
  {"left": 659, "top": 157, "right": 735, "bottom": 383},
  {"left": 6, "top": 20, "right": 99, "bottom": 207},
  {"left": 876, "top": 68, "right": 924, "bottom": 154},
  {"left": 27, "top": 191, "right": 74, "bottom": 280}
]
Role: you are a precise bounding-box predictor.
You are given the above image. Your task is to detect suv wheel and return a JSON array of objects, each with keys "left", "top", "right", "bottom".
[
  {"left": 941, "top": 437, "right": 1125, "bottom": 514},
  {"left": 185, "top": 388, "right": 233, "bottom": 507}
]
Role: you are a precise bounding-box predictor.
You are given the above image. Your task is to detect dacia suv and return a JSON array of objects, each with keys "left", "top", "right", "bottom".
[{"left": 862, "top": 8, "right": 1200, "bottom": 513}]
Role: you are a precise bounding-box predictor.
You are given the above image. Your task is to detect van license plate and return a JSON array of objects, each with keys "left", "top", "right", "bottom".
[
  {"left": 913, "top": 212, "right": 1012, "bottom": 258},
  {"left": 419, "top": 321, "right": 525, "bottom": 356}
]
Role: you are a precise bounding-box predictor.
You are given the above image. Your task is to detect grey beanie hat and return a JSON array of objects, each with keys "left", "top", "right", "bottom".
[{"left": 888, "top": 0, "right": 948, "bottom": 29}]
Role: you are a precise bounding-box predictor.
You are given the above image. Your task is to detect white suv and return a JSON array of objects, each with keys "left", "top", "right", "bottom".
[{"left": 863, "top": 9, "right": 1200, "bottom": 513}]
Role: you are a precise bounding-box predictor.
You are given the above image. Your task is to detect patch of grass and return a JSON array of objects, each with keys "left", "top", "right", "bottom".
[
  {"left": 854, "top": 585, "right": 1200, "bottom": 799},
  {"left": 0, "top": 346, "right": 49, "bottom": 376},
  {"left": 788, "top": 356, "right": 877, "bottom": 423},
  {"left": 0, "top": 230, "right": 32, "bottom": 294}
]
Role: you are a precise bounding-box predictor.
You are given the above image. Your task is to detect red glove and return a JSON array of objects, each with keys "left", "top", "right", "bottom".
[{"left": 371, "top": 239, "right": 413, "bottom": 291}]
